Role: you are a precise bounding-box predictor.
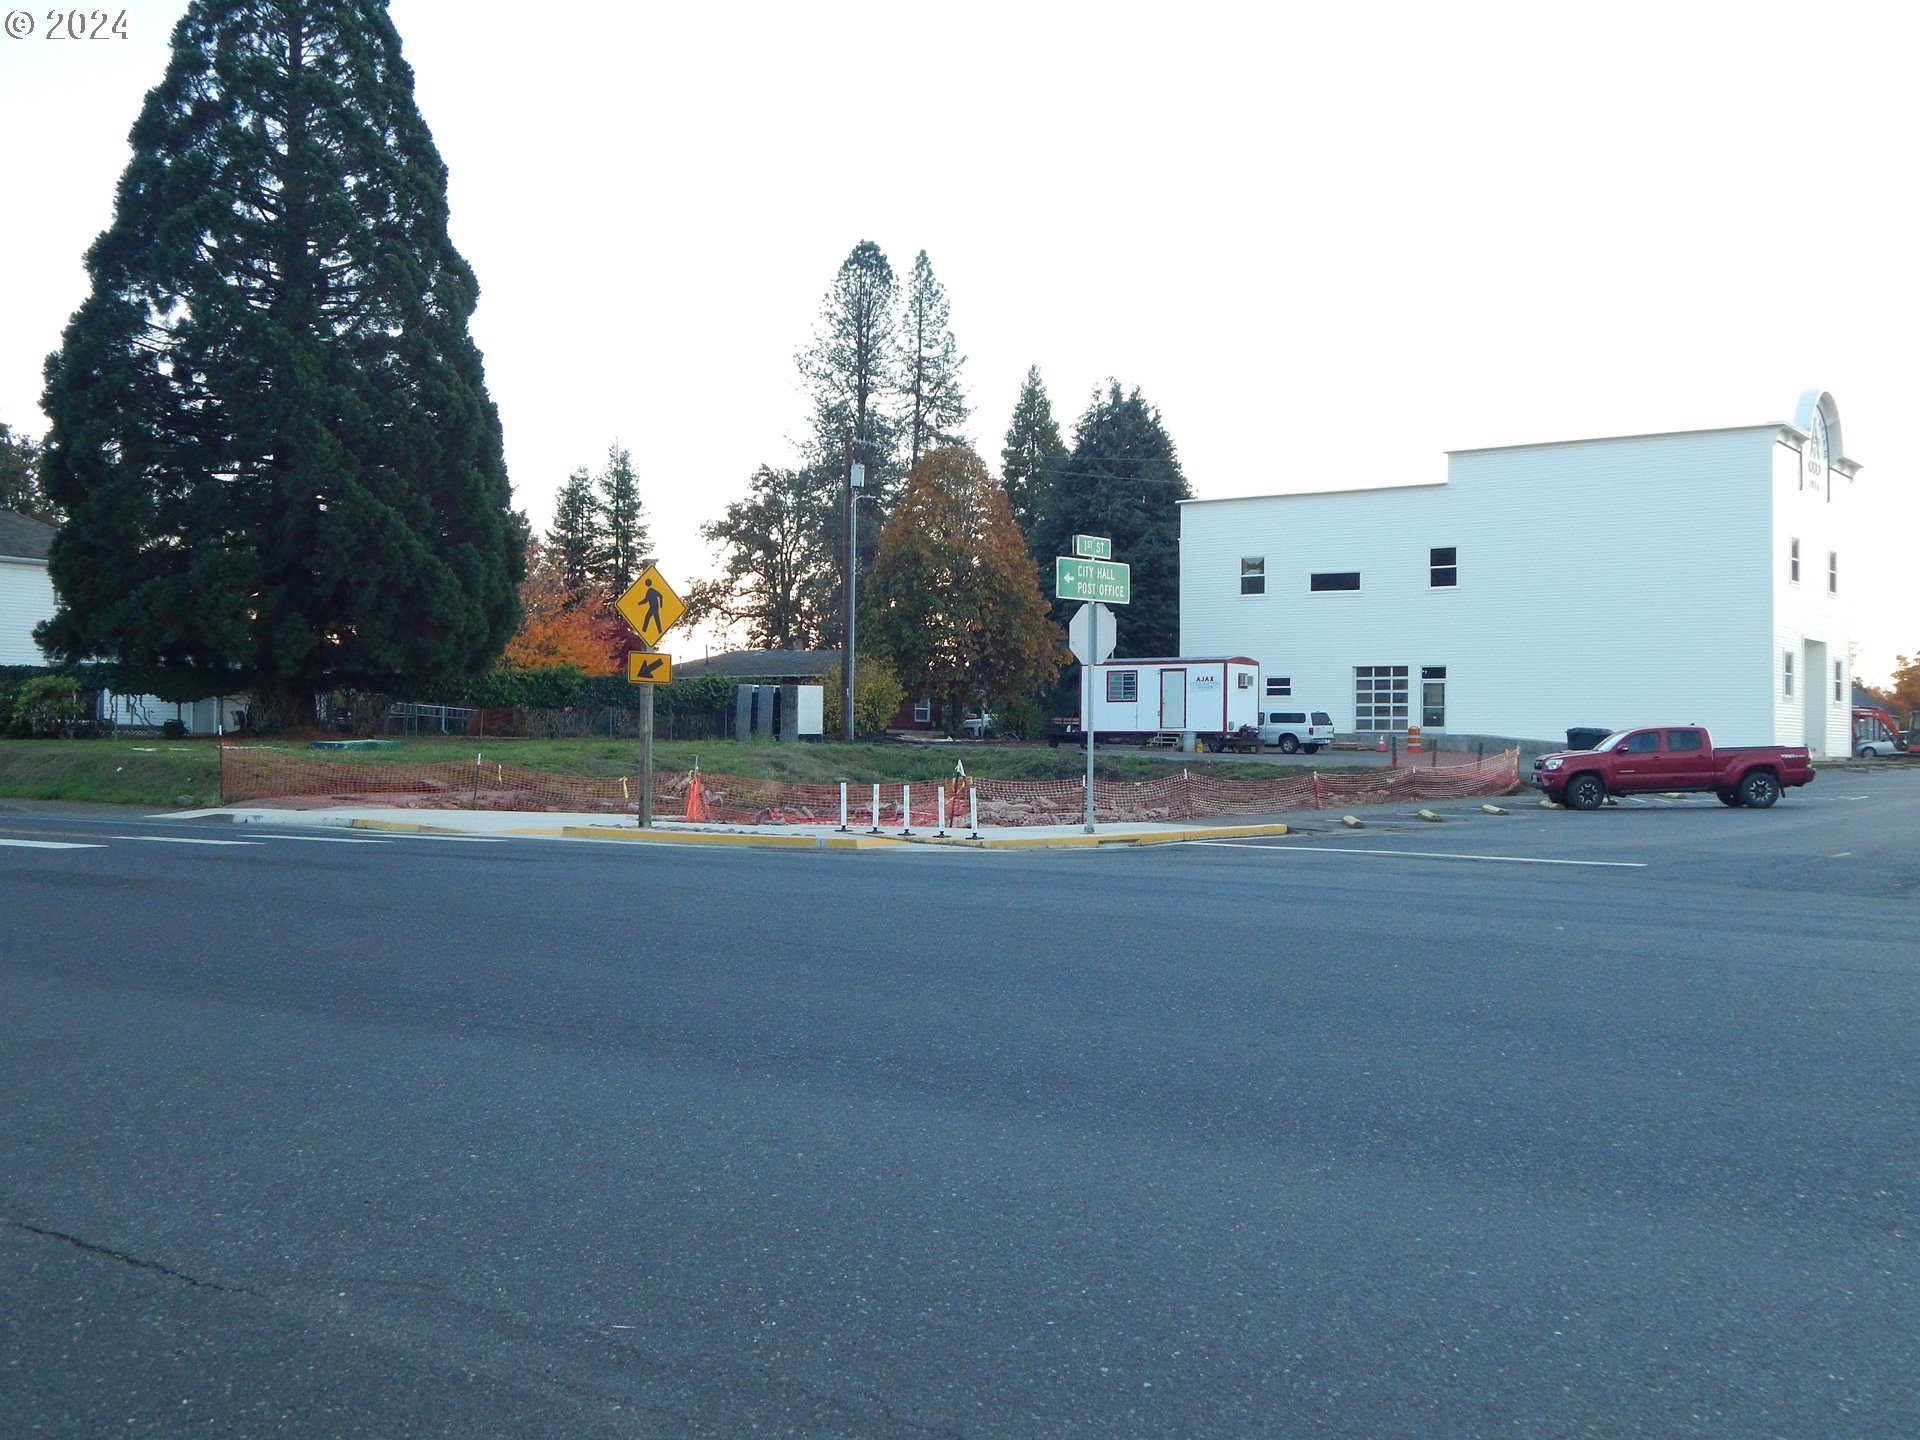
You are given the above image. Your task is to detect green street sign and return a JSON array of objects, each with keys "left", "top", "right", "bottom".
[
  {"left": 1055, "top": 556, "right": 1130, "bottom": 604},
  {"left": 1072, "top": 534, "right": 1112, "bottom": 560}
]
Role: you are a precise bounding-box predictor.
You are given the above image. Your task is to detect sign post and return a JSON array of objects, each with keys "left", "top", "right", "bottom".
[
  {"left": 614, "top": 563, "right": 686, "bottom": 827},
  {"left": 1063, "top": 584, "right": 1123, "bottom": 834}
]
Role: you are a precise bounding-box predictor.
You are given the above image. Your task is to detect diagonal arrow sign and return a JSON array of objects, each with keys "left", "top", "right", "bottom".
[{"left": 626, "top": 651, "right": 673, "bottom": 684}]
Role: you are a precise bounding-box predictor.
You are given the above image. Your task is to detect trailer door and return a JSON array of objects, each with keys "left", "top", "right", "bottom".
[{"left": 1160, "top": 668, "right": 1187, "bottom": 730}]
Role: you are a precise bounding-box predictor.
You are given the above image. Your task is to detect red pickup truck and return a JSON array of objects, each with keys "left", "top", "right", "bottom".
[{"left": 1532, "top": 726, "right": 1815, "bottom": 810}]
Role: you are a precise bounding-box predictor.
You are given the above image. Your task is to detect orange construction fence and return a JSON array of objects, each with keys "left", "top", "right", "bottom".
[{"left": 220, "top": 745, "right": 1523, "bottom": 825}]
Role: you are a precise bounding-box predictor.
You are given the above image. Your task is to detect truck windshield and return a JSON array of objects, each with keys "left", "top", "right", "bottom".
[{"left": 1593, "top": 732, "right": 1631, "bottom": 752}]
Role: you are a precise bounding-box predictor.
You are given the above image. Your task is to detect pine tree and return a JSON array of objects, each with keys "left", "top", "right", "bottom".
[
  {"left": 999, "top": 365, "right": 1065, "bottom": 540},
  {"left": 1033, "top": 382, "right": 1192, "bottom": 658},
  {"left": 900, "top": 251, "right": 969, "bottom": 470},
  {"left": 863, "top": 446, "right": 1064, "bottom": 729},
  {"left": 593, "top": 443, "right": 650, "bottom": 596},
  {"left": 34, "top": 0, "right": 521, "bottom": 729},
  {"left": 1, "top": 422, "right": 57, "bottom": 523},
  {"left": 546, "top": 466, "right": 600, "bottom": 607}
]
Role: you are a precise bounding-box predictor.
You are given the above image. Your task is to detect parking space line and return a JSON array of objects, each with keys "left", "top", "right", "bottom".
[
  {"left": 1187, "top": 841, "right": 1645, "bottom": 868},
  {"left": 113, "top": 836, "right": 262, "bottom": 846},
  {"left": 253, "top": 834, "right": 392, "bottom": 845}
]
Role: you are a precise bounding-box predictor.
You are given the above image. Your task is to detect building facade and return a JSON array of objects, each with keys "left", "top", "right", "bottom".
[
  {"left": 1179, "top": 391, "right": 1859, "bottom": 753},
  {"left": 0, "top": 509, "right": 57, "bottom": 667}
]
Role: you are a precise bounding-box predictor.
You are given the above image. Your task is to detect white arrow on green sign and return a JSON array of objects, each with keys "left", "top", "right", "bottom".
[{"left": 1055, "top": 556, "right": 1130, "bottom": 604}]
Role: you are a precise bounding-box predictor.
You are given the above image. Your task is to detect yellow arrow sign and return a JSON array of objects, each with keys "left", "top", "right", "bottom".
[
  {"left": 616, "top": 563, "right": 685, "bottom": 646},
  {"left": 626, "top": 651, "right": 673, "bottom": 685}
]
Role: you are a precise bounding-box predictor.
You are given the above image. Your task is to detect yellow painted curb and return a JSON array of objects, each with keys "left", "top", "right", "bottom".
[
  {"left": 349, "top": 819, "right": 456, "bottom": 835},
  {"left": 558, "top": 826, "right": 827, "bottom": 848}
]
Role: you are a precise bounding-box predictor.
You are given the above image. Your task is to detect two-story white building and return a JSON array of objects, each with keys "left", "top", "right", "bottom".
[
  {"left": 1179, "top": 390, "right": 1859, "bottom": 754},
  {"left": 0, "top": 508, "right": 58, "bottom": 667}
]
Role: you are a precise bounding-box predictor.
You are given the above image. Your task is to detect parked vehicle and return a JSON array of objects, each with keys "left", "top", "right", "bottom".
[
  {"left": 1531, "top": 726, "right": 1815, "bottom": 810},
  {"left": 1851, "top": 705, "right": 1908, "bottom": 758},
  {"left": 1258, "top": 708, "right": 1335, "bottom": 754},
  {"left": 1045, "top": 657, "right": 1261, "bottom": 749}
]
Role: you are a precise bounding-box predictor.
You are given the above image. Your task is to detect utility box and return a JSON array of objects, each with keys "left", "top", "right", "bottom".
[{"left": 734, "top": 684, "right": 825, "bottom": 741}]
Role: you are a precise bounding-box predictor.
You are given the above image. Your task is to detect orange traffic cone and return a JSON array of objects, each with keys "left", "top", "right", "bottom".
[
  {"left": 684, "top": 774, "right": 710, "bottom": 822},
  {"left": 1376, "top": 735, "right": 1387, "bottom": 752}
]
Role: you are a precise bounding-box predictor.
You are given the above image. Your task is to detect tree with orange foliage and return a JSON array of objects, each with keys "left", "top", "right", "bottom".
[
  {"left": 501, "top": 540, "right": 625, "bottom": 674},
  {"left": 862, "top": 445, "right": 1065, "bottom": 731}
]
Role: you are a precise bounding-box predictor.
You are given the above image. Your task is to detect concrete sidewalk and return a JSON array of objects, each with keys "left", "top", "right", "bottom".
[{"left": 165, "top": 804, "right": 1299, "bottom": 850}]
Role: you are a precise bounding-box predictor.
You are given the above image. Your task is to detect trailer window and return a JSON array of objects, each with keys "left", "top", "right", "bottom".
[{"left": 1106, "top": 670, "right": 1138, "bottom": 703}]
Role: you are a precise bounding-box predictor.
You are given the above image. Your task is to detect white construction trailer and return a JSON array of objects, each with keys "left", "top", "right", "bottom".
[{"left": 1050, "top": 656, "right": 1262, "bottom": 749}]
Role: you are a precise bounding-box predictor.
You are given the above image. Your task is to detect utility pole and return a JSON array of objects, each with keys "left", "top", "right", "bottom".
[{"left": 842, "top": 434, "right": 864, "bottom": 742}]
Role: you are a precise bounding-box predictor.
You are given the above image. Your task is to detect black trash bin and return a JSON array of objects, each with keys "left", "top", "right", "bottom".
[{"left": 1565, "top": 727, "right": 1610, "bottom": 751}]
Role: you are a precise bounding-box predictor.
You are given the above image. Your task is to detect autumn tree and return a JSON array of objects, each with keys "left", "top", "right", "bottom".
[
  {"left": 999, "top": 365, "right": 1065, "bottom": 541},
  {"left": 1885, "top": 653, "right": 1920, "bottom": 725},
  {"left": 699, "top": 464, "right": 827, "bottom": 650},
  {"left": 900, "top": 250, "right": 969, "bottom": 470},
  {"left": 500, "top": 540, "right": 624, "bottom": 674},
  {"left": 36, "top": 0, "right": 522, "bottom": 729},
  {"left": 862, "top": 445, "right": 1064, "bottom": 730},
  {"left": 1031, "top": 382, "right": 1192, "bottom": 658}
]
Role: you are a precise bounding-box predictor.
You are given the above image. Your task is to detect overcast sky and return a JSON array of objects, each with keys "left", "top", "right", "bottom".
[{"left": 3, "top": 1, "right": 1914, "bottom": 683}]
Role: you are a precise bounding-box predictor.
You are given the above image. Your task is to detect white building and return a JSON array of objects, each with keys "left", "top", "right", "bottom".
[
  {"left": 0, "top": 508, "right": 58, "bottom": 667},
  {"left": 1179, "top": 391, "right": 1859, "bottom": 754}
]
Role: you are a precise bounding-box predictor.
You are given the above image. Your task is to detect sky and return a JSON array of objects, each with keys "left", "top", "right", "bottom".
[{"left": 2, "top": 1, "right": 1914, "bottom": 683}]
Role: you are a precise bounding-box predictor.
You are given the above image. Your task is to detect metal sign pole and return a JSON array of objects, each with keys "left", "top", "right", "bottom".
[
  {"left": 1084, "top": 661, "right": 1096, "bottom": 833},
  {"left": 638, "top": 679, "right": 654, "bottom": 828}
]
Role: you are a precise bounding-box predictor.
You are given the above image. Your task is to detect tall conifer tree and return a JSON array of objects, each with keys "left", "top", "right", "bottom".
[
  {"left": 1033, "top": 382, "right": 1192, "bottom": 658},
  {"left": 545, "top": 466, "right": 600, "bottom": 607},
  {"left": 593, "top": 443, "right": 650, "bottom": 596},
  {"left": 35, "top": 0, "right": 521, "bottom": 728},
  {"left": 900, "top": 251, "right": 969, "bottom": 470},
  {"left": 999, "top": 365, "right": 1065, "bottom": 541}
]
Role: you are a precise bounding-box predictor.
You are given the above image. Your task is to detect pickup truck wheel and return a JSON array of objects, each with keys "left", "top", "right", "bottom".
[
  {"left": 1277, "top": 734, "right": 1300, "bottom": 754},
  {"left": 1716, "top": 788, "right": 1742, "bottom": 807},
  {"left": 1047, "top": 736, "right": 1061, "bottom": 749},
  {"left": 1303, "top": 744, "right": 1322, "bottom": 754},
  {"left": 1738, "top": 771, "right": 1781, "bottom": 809},
  {"left": 1564, "top": 773, "right": 1606, "bottom": 811}
]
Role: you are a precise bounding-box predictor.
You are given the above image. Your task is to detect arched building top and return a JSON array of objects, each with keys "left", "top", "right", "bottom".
[{"left": 1792, "top": 390, "right": 1854, "bottom": 476}]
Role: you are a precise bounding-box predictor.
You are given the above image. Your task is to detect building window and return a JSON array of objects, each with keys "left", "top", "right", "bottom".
[
  {"left": 1265, "top": 676, "right": 1292, "bottom": 698},
  {"left": 1835, "top": 661, "right": 1844, "bottom": 703},
  {"left": 1354, "top": 665, "right": 1409, "bottom": 731},
  {"left": 1310, "top": 571, "right": 1361, "bottom": 592},
  {"left": 1429, "top": 547, "right": 1457, "bottom": 588},
  {"left": 1240, "top": 557, "right": 1265, "bottom": 595},
  {"left": 1828, "top": 552, "right": 1838, "bottom": 594},
  {"left": 1789, "top": 538, "right": 1800, "bottom": 584},
  {"left": 1106, "top": 669, "right": 1138, "bottom": 703},
  {"left": 913, "top": 697, "right": 931, "bottom": 725},
  {"left": 1783, "top": 652, "right": 1794, "bottom": 698},
  {"left": 1421, "top": 665, "right": 1446, "bottom": 728}
]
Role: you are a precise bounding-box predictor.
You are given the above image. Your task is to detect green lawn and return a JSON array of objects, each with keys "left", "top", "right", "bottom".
[{"left": 0, "top": 736, "right": 1336, "bottom": 807}]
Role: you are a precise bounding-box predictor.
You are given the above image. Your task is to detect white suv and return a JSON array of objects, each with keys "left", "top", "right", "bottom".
[{"left": 1258, "top": 709, "right": 1335, "bottom": 754}]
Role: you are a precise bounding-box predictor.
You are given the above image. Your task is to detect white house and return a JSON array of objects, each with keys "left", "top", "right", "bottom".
[
  {"left": 1179, "top": 390, "right": 1860, "bottom": 755},
  {"left": 0, "top": 508, "right": 58, "bottom": 667}
]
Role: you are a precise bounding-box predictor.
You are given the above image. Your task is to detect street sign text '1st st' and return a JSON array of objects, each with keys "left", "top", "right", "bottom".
[
  {"left": 1073, "top": 534, "right": 1111, "bottom": 560},
  {"left": 1055, "top": 556, "right": 1130, "bottom": 605}
]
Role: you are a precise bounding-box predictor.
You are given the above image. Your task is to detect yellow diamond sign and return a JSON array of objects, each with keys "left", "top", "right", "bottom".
[{"left": 616, "top": 564, "right": 685, "bottom": 647}]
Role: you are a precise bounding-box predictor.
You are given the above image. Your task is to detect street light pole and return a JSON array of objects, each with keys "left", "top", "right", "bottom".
[{"left": 842, "top": 437, "right": 863, "bottom": 743}]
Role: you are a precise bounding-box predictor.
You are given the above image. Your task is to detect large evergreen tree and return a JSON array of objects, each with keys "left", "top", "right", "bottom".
[
  {"left": 699, "top": 464, "right": 828, "bottom": 651},
  {"left": 545, "top": 465, "right": 600, "bottom": 607},
  {"left": 1032, "top": 382, "right": 1192, "bottom": 658},
  {"left": 899, "top": 250, "right": 969, "bottom": 470},
  {"left": 863, "top": 446, "right": 1064, "bottom": 729},
  {"left": 999, "top": 365, "right": 1065, "bottom": 541},
  {"left": 35, "top": 0, "right": 521, "bottom": 728},
  {"left": 592, "top": 442, "right": 650, "bottom": 596}
]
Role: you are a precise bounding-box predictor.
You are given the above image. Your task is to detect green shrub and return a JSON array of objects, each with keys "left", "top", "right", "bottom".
[
  {"left": 162, "top": 718, "right": 187, "bottom": 739},
  {"left": 12, "top": 675, "right": 86, "bottom": 738},
  {"left": 995, "top": 695, "right": 1044, "bottom": 741}
]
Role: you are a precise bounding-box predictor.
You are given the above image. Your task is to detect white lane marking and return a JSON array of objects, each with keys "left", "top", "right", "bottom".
[
  {"left": 1187, "top": 841, "right": 1646, "bottom": 869},
  {"left": 253, "top": 834, "right": 391, "bottom": 845},
  {"left": 378, "top": 835, "right": 509, "bottom": 843},
  {"left": 113, "top": 836, "right": 261, "bottom": 846},
  {"left": 0, "top": 838, "right": 106, "bottom": 850}
]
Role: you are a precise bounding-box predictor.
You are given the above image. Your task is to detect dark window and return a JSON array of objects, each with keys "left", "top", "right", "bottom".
[
  {"left": 1265, "top": 676, "right": 1291, "bottom": 697},
  {"left": 1623, "top": 732, "right": 1660, "bottom": 754},
  {"left": 1784, "top": 652, "right": 1794, "bottom": 697},
  {"left": 1240, "top": 557, "right": 1265, "bottom": 595},
  {"left": 1789, "top": 537, "right": 1800, "bottom": 583},
  {"left": 1107, "top": 670, "right": 1138, "bottom": 703},
  {"left": 1311, "top": 711, "right": 1332, "bottom": 726},
  {"left": 1835, "top": 661, "right": 1844, "bottom": 703},
  {"left": 1310, "top": 571, "right": 1361, "bottom": 592},
  {"left": 1828, "top": 552, "right": 1838, "bottom": 594},
  {"left": 1429, "top": 547, "right": 1457, "bottom": 588},
  {"left": 1665, "top": 730, "right": 1704, "bottom": 752},
  {"left": 1270, "top": 712, "right": 1305, "bottom": 725},
  {"left": 1421, "top": 666, "right": 1447, "bottom": 728},
  {"left": 1353, "top": 665, "right": 1409, "bottom": 730}
]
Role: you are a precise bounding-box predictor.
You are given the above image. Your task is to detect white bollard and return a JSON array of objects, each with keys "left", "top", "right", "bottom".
[
  {"left": 936, "top": 785, "right": 948, "bottom": 836},
  {"left": 869, "top": 783, "right": 881, "bottom": 833},
  {"left": 838, "top": 781, "right": 849, "bottom": 832},
  {"left": 899, "top": 784, "right": 913, "bottom": 835},
  {"left": 969, "top": 788, "right": 980, "bottom": 839}
]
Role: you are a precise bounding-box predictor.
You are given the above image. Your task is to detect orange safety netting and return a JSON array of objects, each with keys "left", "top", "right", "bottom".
[{"left": 220, "top": 746, "right": 1521, "bottom": 825}]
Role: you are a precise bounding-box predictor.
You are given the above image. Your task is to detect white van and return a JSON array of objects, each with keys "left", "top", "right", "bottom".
[{"left": 1258, "top": 708, "right": 1336, "bottom": 754}]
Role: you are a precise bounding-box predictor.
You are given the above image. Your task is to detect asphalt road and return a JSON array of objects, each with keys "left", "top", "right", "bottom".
[{"left": 3, "top": 773, "right": 1918, "bottom": 1438}]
